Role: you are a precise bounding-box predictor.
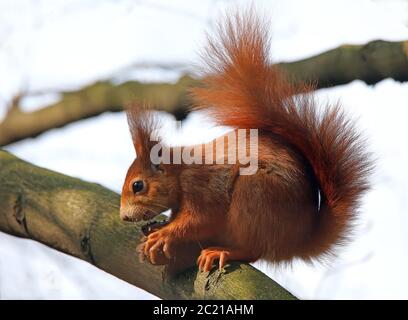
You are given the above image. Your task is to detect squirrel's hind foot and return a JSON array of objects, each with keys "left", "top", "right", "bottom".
[{"left": 197, "top": 247, "right": 258, "bottom": 272}]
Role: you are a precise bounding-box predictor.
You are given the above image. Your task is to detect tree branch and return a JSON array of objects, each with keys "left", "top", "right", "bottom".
[
  {"left": 1, "top": 39, "right": 407, "bottom": 147},
  {"left": 281, "top": 39, "right": 408, "bottom": 87},
  {"left": 0, "top": 76, "right": 198, "bottom": 147},
  {"left": 0, "top": 149, "right": 296, "bottom": 300}
]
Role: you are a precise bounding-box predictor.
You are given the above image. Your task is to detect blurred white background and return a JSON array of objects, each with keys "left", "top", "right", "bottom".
[{"left": 1, "top": 0, "right": 408, "bottom": 299}]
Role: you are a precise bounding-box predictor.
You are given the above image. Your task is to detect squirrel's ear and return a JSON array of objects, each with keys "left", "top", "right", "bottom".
[{"left": 126, "top": 103, "right": 161, "bottom": 159}]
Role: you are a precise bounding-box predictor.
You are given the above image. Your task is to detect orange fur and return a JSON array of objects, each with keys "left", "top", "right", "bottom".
[{"left": 120, "top": 10, "right": 373, "bottom": 272}]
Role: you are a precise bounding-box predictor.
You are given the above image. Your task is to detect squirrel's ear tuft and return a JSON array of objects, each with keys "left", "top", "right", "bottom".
[{"left": 125, "top": 103, "right": 161, "bottom": 161}]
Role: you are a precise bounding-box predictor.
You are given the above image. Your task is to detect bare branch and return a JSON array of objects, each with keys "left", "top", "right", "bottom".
[{"left": 1, "top": 39, "right": 407, "bottom": 147}]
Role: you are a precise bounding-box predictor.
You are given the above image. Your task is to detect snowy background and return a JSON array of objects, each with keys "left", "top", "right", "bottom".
[{"left": 1, "top": 0, "right": 408, "bottom": 299}]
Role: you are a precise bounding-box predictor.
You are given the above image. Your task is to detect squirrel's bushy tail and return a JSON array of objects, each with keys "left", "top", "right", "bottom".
[{"left": 190, "top": 10, "right": 373, "bottom": 259}]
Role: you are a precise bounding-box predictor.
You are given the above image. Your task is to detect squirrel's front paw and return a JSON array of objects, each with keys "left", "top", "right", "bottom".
[{"left": 142, "top": 229, "right": 174, "bottom": 265}]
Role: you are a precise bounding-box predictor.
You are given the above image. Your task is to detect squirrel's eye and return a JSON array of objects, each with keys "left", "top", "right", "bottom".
[{"left": 132, "top": 180, "right": 144, "bottom": 194}]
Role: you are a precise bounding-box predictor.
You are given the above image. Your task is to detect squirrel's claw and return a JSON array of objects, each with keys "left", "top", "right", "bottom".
[
  {"left": 197, "top": 247, "right": 231, "bottom": 272},
  {"left": 142, "top": 229, "right": 174, "bottom": 265}
]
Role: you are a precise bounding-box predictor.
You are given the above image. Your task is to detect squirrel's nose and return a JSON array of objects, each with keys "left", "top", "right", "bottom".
[
  {"left": 120, "top": 205, "right": 142, "bottom": 222},
  {"left": 120, "top": 207, "right": 133, "bottom": 222}
]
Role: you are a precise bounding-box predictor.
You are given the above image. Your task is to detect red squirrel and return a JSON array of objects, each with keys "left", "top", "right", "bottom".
[{"left": 120, "top": 11, "right": 372, "bottom": 272}]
